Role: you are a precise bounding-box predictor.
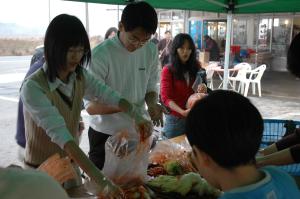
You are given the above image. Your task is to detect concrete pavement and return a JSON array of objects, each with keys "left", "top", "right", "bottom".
[{"left": 243, "top": 71, "right": 300, "bottom": 121}]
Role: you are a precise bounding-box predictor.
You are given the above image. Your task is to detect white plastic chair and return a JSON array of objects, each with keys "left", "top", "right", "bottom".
[
  {"left": 239, "top": 64, "right": 266, "bottom": 97},
  {"left": 205, "top": 62, "right": 217, "bottom": 89},
  {"left": 228, "top": 62, "right": 252, "bottom": 91}
]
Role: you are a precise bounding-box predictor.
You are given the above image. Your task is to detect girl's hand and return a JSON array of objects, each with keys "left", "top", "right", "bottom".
[
  {"left": 181, "top": 109, "right": 191, "bottom": 117},
  {"left": 101, "top": 183, "right": 124, "bottom": 199},
  {"left": 86, "top": 178, "right": 124, "bottom": 199},
  {"left": 197, "top": 83, "right": 207, "bottom": 93}
]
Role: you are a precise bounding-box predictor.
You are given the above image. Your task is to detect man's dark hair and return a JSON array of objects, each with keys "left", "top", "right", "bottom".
[
  {"left": 185, "top": 90, "right": 263, "bottom": 169},
  {"left": 169, "top": 33, "right": 199, "bottom": 80},
  {"left": 44, "top": 14, "right": 91, "bottom": 82},
  {"left": 287, "top": 33, "right": 300, "bottom": 78},
  {"left": 121, "top": 1, "right": 157, "bottom": 34}
]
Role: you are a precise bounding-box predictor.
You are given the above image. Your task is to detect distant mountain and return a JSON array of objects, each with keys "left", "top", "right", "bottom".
[{"left": 0, "top": 23, "right": 46, "bottom": 38}]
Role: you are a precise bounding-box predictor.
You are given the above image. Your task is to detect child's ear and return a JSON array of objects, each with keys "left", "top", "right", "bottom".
[
  {"left": 118, "top": 22, "right": 124, "bottom": 32},
  {"left": 193, "top": 146, "right": 212, "bottom": 168}
]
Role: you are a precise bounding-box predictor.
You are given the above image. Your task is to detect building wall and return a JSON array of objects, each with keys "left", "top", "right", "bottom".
[{"left": 158, "top": 10, "right": 300, "bottom": 71}]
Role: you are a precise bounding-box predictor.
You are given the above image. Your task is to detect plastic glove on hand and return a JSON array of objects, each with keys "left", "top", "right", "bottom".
[
  {"left": 86, "top": 178, "right": 124, "bottom": 199},
  {"left": 100, "top": 182, "right": 124, "bottom": 199},
  {"left": 135, "top": 116, "right": 153, "bottom": 142},
  {"left": 147, "top": 103, "right": 164, "bottom": 127}
]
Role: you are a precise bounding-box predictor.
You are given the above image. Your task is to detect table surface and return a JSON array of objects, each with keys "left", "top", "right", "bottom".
[{"left": 210, "top": 66, "right": 241, "bottom": 72}]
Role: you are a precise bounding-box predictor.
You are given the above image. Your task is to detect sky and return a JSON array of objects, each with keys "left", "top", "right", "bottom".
[{"left": 0, "top": 0, "right": 123, "bottom": 37}]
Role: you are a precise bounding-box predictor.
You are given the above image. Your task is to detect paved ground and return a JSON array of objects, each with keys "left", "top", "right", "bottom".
[
  {"left": 245, "top": 71, "right": 300, "bottom": 121},
  {"left": 0, "top": 70, "right": 300, "bottom": 168}
]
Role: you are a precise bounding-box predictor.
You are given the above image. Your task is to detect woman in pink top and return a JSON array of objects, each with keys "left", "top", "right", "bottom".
[{"left": 160, "top": 33, "right": 208, "bottom": 138}]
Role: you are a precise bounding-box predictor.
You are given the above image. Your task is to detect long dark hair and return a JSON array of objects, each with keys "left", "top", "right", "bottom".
[
  {"left": 44, "top": 14, "right": 91, "bottom": 82},
  {"left": 104, "top": 27, "right": 117, "bottom": 39},
  {"left": 169, "top": 33, "right": 199, "bottom": 80}
]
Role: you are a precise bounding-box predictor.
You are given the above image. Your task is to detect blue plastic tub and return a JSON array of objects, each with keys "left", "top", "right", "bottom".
[{"left": 261, "top": 119, "right": 300, "bottom": 176}]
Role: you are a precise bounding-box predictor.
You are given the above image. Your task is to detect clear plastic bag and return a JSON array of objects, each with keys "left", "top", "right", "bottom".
[
  {"left": 102, "top": 131, "right": 152, "bottom": 188},
  {"left": 192, "top": 70, "right": 207, "bottom": 92},
  {"left": 149, "top": 137, "right": 194, "bottom": 173}
]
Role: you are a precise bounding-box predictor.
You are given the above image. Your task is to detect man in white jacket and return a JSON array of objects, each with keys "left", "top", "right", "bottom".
[{"left": 86, "top": 1, "right": 163, "bottom": 170}]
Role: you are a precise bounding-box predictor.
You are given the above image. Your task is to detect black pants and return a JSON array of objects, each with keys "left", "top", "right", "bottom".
[{"left": 88, "top": 127, "right": 110, "bottom": 170}]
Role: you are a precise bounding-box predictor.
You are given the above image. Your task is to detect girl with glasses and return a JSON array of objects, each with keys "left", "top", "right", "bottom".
[{"left": 20, "top": 14, "right": 151, "bottom": 196}]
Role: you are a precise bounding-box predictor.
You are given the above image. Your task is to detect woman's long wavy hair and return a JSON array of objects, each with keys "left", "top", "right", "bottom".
[{"left": 169, "top": 33, "right": 199, "bottom": 80}]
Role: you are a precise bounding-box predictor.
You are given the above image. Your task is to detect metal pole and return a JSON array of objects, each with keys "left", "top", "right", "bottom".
[
  {"left": 117, "top": 5, "right": 120, "bottom": 25},
  {"left": 222, "top": 11, "right": 233, "bottom": 90},
  {"left": 48, "top": 0, "right": 51, "bottom": 23},
  {"left": 85, "top": 3, "right": 89, "bottom": 35},
  {"left": 255, "top": 16, "right": 260, "bottom": 67},
  {"left": 269, "top": 16, "right": 273, "bottom": 54},
  {"left": 184, "top": 10, "right": 190, "bottom": 33}
]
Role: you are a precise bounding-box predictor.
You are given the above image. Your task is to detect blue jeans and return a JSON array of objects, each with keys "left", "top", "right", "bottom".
[{"left": 162, "top": 114, "right": 186, "bottom": 139}]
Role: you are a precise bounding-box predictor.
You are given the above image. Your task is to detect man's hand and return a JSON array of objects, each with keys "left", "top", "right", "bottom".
[
  {"left": 147, "top": 103, "right": 164, "bottom": 127},
  {"left": 135, "top": 116, "right": 153, "bottom": 141}
]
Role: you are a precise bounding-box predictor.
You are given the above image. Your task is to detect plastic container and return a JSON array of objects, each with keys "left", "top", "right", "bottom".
[
  {"left": 230, "top": 45, "right": 241, "bottom": 54},
  {"left": 261, "top": 119, "right": 300, "bottom": 176}
]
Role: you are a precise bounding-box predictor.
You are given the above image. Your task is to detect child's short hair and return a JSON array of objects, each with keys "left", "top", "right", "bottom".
[{"left": 185, "top": 90, "right": 263, "bottom": 169}]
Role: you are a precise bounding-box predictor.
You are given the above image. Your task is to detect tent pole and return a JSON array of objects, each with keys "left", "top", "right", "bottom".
[
  {"left": 117, "top": 5, "right": 120, "bottom": 24},
  {"left": 85, "top": 3, "right": 89, "bottom": 36},
  {"left": 223, "top": 11, "right": 233, "bottom": 90},
  {"left": 48, "top": 0, "right": 51, "bottom": 23}
]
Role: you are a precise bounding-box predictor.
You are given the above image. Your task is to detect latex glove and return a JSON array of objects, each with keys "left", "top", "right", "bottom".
[
  {"left": 147, "top": 103, "right": 164, "bottom": 127},
  {"left": 104, "top": 189, "right": 124, "bottom": 199},
  {"left": 134, "top": 115, "right": 153, "bottom": 141},
  {"left": 85, "top": 177, "right": 124, "bottom": 199},
  {"left": 100, "top": 183, "right": 124, "bottom": 199},
  {"left": 118, "top": 99, "right": 153, "bottom": 139}
]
